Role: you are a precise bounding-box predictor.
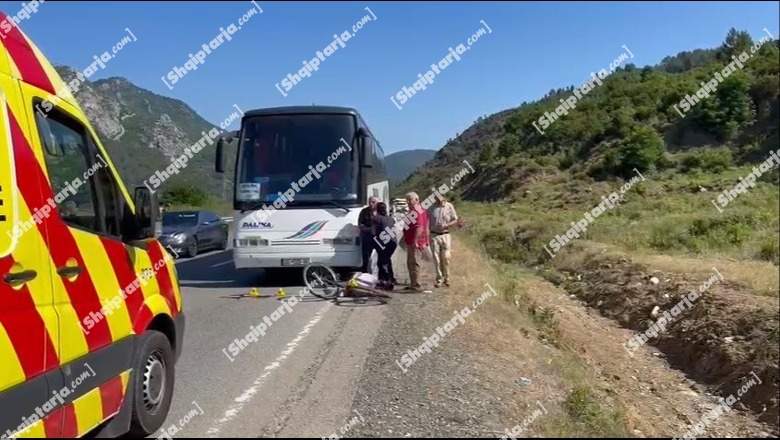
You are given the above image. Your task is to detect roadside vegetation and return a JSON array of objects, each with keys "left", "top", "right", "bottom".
[
  {"left": 397, "top": 28, "right": 779, "bottom": 434},
  {"left": 161, "top": 185, "right": 233, "bottom": 216}
]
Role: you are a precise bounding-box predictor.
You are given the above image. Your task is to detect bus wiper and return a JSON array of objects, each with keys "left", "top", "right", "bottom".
[
  {"left": 239, "top": 202, "right": 267, "bottom": 214},
  {"left": 325, "top": 200, "right": 350, "bottom": 213}
]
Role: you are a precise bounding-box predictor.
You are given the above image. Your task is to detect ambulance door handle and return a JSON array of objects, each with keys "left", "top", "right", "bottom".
[
  {"left": 57, "top": 266, "right": 83, "bottom": 278},
  {"left": 3, "top": 270, "right": 38, "bottom": 287}
]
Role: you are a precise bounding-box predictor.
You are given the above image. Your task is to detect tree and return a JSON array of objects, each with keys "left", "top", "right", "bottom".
[
  {"left": 749, "top": 74, "right": 780, "bottom": 118},
  {"left": 478, "top": 141, "right": 497, "bottom": 164},
  {"left": 498, "top": 134, "right": 520, "bottom": 157},
  {"left": 161, "top": 185, "right": 208, "bottom": 207},
  {"left": 614, "top": 126, "right": 664, "bottom": 177},
  {"left": 717, "top": 28, "right": 753, "bottom": 62},
  {"left": 693, "top": 72, "right": 754, "bottom": 142}
]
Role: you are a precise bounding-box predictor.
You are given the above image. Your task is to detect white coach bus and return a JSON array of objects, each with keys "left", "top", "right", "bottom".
[{"left": 215, "top": 106, "right": 389, "bottom": 279}]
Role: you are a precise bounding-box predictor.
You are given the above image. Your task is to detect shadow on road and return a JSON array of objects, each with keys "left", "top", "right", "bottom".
[
  {"left": 174, "top": 249, "right": 400, "bottom": 311},
  {"left": 175, "top": 250, "right": 323, "bottom": 292},
  {"left": 218, "top": 292, "right": 327, "bottom": 304},
  {"left": 174, "top": 250, "right": 258, "bottom": 288},
  {"left": 332, "top": 297, "right": 388, "bottom": 307}
]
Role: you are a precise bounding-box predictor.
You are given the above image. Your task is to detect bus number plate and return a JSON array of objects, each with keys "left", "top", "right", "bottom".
[{"left": 281, "top": 258, "right": 310, "bottom": 266}]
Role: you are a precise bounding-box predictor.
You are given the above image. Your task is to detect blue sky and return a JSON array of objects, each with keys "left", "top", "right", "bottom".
[{"left": 5, "top": 1, "right": 779, "bottom": 155}]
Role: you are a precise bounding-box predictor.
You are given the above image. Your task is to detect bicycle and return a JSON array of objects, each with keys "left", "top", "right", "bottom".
[{"left": 302, "top": 263, "right": 391, "bottom": 302}]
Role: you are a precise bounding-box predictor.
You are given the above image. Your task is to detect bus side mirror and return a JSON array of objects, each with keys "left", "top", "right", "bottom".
[
  {"left": 215, "top": 130, "right": 238, "bottom": 173},
  {"left": 215, "top": 138, "right": 225, "bottom": 173},
  {"left": 359, "top": 129, "right": 373, "bottom": 168}
]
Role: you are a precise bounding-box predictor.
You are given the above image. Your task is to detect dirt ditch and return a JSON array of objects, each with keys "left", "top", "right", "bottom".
[{"left": 549, "top": 246, "right": 779, "bottom": 429}]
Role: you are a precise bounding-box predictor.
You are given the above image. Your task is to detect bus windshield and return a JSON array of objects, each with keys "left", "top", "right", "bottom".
[{"left": 235, "top": 114, "right": 358, "bottom": 206}]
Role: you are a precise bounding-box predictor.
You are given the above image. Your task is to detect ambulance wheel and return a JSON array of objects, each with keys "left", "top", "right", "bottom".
[{"left": 128, "top": 330, "right": 176, "bottom": 437}]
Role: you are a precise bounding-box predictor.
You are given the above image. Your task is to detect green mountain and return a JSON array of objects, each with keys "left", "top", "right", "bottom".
[
  {"left": 54, "top": 66, "right": 237, "bottom": 202},
  {"left": 386, "top": 149, "right": 436, "bottom": 185}
]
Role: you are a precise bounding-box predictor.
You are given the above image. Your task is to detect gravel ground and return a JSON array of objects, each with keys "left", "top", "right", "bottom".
[{"left": 347, "top": 250, "right": 513, "bottom": 438}]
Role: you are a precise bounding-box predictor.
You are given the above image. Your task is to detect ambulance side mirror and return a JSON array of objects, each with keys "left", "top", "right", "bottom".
[{"left": 126, "top": 186, "right": 159, "bottom": 240}]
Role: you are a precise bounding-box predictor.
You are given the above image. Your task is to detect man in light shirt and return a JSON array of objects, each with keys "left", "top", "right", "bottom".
[{"left": 428, "top": 192, "right": 458, "bottom": 288}]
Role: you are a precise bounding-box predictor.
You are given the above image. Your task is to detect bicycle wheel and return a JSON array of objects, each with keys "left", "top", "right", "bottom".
[{"left": 303, "top": 263, "right": 341, "bottom": 299}]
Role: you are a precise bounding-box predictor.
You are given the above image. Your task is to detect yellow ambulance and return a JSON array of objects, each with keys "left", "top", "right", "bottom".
[{"left": 0, "top": 11, "right": 185, "bottom": 439}]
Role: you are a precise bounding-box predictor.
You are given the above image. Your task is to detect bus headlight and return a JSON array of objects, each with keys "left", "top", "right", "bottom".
[{"left": 323, "top": 237, "right": 354, "bottom": 246}]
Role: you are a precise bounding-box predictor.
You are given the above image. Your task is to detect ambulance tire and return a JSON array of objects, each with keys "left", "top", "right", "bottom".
[{"left": 128, "top": 330, "right": 176, "bottom": 437}]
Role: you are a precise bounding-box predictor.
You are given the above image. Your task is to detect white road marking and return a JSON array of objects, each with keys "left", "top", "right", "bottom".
[
  {"left": 205, "top": 305, "right": 331, "bottom": 437},
  {"left": 211, "top": 260, "right": 232, "bottom": 268}
]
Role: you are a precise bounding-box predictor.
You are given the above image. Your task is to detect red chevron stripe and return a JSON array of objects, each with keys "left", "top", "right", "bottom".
[
  {"left": 0, "top": 255, "right": 59, "bottom": 379},
  {"left": 62, "top": 404, "right": 79, "bottom": 437},
  {"left": 146, "top": 241, "right": 179, "bottom": 315},
  {"left": 98, "top": 237, "right": 153, "bottom": 333},
  {"left": 0, "top": 13, "right": 57, "bottom": 95},
  {"left": 99, "top": 375, "right": 124, "bottom": 419},
  {"left": 135, "top": 304, "right": 154, "bottom": 332},
  {"left": 8, "top": 105, "right": 112, "bottom": 351},
  {"left": 41, "top": 402, "right": 78, "bottom": 438},
  {"left": 42, "top": 407, "right": 61, "bottom": 437}
]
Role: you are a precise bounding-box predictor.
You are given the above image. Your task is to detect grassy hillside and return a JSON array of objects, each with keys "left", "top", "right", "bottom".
[
  {"left": 398, "top": 28, "right": 780, "bottom": 428},
  {"left": 398, "top": 29, "right": 779, "bottom": 265},
  {"left": 398, "top": 29, "right": 779, "bottom": 201}
]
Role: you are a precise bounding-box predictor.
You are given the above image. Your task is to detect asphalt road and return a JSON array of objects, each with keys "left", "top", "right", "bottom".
[{"left": 155, "top": 242, "right": 387, "bottom": 438}]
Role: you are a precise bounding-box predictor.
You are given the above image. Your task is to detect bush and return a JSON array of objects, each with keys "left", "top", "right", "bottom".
[
  {"left": 649, "top": 214, "right": 759, "bottom": 253},
  {"left": 756, "top": 237, "right": 779, "bottom": 264},
  {"left": 478, "top": 229, "right": 523, "bottom": 263},
  {"left": 590, "top": 127, "right": 665, "bottom": 180},
  {"left": 680, "top": 148, "right": 732, "bottom": 173},
  {"left": 657, "top": 153, "right": 676, "bottom": 170},
  {"left": 558, "top": 149, "right": 577, "bottom": 170},
  {"left": 477, "top": 141, "right": 498, "bottom": 165},
  {"left": 649, "top": 220, "right": 687, "bottom": 251}
]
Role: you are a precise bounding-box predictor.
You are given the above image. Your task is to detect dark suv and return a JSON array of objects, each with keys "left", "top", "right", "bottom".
[{"left": 158, "top": 210, "right": 229, "bottom": 258}]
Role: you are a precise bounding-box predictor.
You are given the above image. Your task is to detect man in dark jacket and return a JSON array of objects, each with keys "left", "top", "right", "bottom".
[
  {"left": 372, "top": 202, "right": 397, "bottom": 290},
  {"left": 358, "top": 196, "right": 379, "bottom": 273}
]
